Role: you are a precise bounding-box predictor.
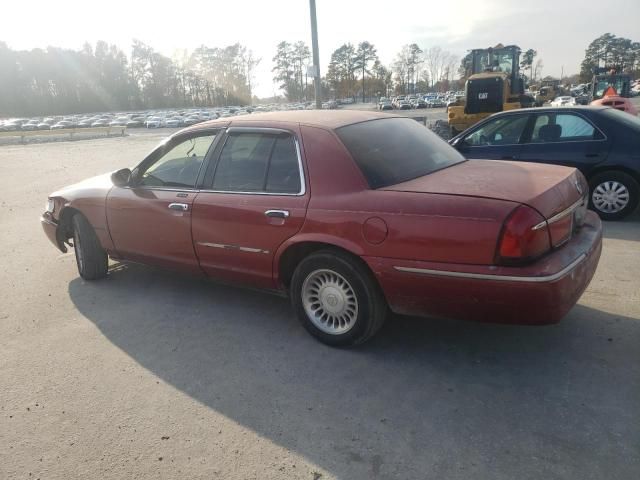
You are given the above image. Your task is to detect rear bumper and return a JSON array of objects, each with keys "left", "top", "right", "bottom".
[{"left": 365, "top": 211, "right": 602, "bottom": 325}]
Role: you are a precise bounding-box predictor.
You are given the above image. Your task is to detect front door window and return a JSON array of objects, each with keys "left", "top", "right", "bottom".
[
  {"left": 463, "top": 115, "right": 529, "bottom": 146},
  {"left": 138, "top": 134, "right": 216, "bottom": 188}
]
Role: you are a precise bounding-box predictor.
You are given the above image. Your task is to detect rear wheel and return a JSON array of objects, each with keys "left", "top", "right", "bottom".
[
  {"left": 72, "top": 214, "right": 108, "bottom": 280},
  {"left": 588, "top": 171, "right": 639, "bottom": 221},
  {"left": 290, "top": 250, "right": 387, "bottom": 347}
]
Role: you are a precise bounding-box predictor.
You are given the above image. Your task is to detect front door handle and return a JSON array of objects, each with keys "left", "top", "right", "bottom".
[
  {"left": 500, "top": 155, "right": 515, "bottom": 160},
  {"left": 265, "top": 209, "right": 290, "bottom": 219},
  {"left": 168, "top": 202, "right": 189, "bottom": 211},
  {"left": 585, "top": 153, "right": 600, "bottom": 158}
]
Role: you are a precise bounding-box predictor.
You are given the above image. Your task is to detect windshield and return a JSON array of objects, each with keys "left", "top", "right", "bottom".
[
  {"left": 594, "top": 76, "right": 630, "bottom": 99},
  {"left": 336, "top": 118, "right": 466, "bottom": 189},
  {"left": 474, "top": 50, "right": 514, "bottom": 74}
]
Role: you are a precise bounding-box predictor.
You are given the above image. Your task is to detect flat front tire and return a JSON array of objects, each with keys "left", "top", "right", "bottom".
[
  {"left": 290, "top": 250, "right": 387, "bottom": 346},
  {"left": 72, "top": 214, "right": 108, "bottom": 280}
]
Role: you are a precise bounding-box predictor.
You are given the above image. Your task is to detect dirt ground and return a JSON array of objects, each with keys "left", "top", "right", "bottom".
[{"left": 0, "top": 131, "right": 639, "bottom": 479}]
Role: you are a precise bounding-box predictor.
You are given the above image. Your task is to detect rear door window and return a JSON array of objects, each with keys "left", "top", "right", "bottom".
[
  {"left": 211, "top": 132, "right": 302, "bottom": 194},
  {"left": 530, "top": 113, "right": 601, "bottom": 143}
]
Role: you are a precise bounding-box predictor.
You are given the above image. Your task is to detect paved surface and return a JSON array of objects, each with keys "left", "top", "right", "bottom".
[{"left": 0, "top": 133, "right": 639, "bottom": 479}]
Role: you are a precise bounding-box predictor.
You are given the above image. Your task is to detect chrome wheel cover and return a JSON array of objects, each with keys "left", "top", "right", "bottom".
[
  {"left": 592, "top": 181, "right": 630, "bottom": 214},
  {"left": 301, "top": 269, "right": 358, "bottom": 335}
]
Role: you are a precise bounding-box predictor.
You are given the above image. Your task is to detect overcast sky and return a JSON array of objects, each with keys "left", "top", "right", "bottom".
[{"left": 2, "top": 0, "right": 639, "bottom": 97}]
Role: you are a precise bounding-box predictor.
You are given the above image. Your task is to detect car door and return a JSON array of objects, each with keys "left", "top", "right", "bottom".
[
  {"left": 516, "top": 111, "right": 611, "bottom": 173},
  {"left": 452, "top": 113, "right": 531, "bottom": 160},
  {"left": 106, "top": 130, "right": 219, "bottom": 273},
  {"left": 191, "top": 126, "right": 309, "bottom": 289}
]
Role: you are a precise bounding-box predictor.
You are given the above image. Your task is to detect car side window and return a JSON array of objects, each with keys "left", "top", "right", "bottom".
[
  {"left": 463, "top": 115, "right": 529, "bottom": 146},
  {"left": 212, "top": 132, "right": 301, "bottom": 194},
  {"left": 530, "top": 113, "right": 600, "bottom": 143},
  {"left": 265, "top": 136, "right": 301, "bottom": 193},
  {"left": 139, "top": 134, "right": 215, "bottom": 188}
]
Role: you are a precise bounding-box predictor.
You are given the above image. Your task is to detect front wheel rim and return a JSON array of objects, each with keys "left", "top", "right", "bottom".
[
  {"left": 592, "top": 181, "right": 630, "bottom": 214},
  {"left": 301, "top": 269, "right": 359, "bottom": 335}
]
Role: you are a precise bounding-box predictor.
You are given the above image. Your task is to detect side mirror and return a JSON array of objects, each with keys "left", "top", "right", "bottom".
[
  {"left": 451, "top": 136, "right": 471, "bottom": 151},
  {"left": 111, "top": 168, "right": 132, "bottom": 187}
]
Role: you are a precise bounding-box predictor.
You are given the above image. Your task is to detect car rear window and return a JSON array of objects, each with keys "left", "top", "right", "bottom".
[{"left": 336, "top": 117, "right": 466, "bottom": 188}]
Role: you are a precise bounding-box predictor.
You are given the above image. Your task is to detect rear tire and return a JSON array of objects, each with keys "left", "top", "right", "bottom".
[
  {"left": 588, "top": 171, "right": 639, "bottom": 221},
  {"left": 72, "top": 214, "right": 108, "bottom": 280},
  {"left": 290, "top": 250, "right": 387, "bottom": 347}
]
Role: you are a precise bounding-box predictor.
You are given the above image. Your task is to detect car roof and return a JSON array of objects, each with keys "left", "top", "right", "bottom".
[
  {"left": 493, "top": 106, "right": 609, "bottom": 115},
  {"left": 186, "top": 110, "right": 399, "bottom": 132}
]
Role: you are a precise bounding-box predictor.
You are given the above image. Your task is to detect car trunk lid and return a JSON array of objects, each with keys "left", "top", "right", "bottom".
[{"left": 382, "top": 159, "right": 587, "bottom": 222}]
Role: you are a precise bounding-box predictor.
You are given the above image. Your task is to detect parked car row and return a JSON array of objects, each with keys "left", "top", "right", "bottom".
[
  {"left": 0, "top": 102, "right": 324, "bottom": 132},
  {"left": 378, "top": 91, "right": 464, "bottom": 110}
]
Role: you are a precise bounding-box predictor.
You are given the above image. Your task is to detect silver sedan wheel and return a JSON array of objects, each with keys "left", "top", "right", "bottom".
[
  {"left": 592, "top": 181, "right": 630, "bottom": 214},
  {"left": 301, "top": 269, "right": 358, "bottom": 335}
]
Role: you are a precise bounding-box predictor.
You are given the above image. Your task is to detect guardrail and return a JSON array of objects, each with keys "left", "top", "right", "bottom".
[{"left": 0, "top": 126, "right": 126, "bottom": 144}]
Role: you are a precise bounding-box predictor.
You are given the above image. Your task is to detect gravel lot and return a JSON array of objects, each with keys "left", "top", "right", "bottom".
[{"left": 0, "top": 130, "right": 639, "bottom": 479}]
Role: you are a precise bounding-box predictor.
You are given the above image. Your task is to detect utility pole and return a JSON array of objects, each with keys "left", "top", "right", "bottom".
[{"left": 309, "top": 0, "right": 322, "bottom": 109}]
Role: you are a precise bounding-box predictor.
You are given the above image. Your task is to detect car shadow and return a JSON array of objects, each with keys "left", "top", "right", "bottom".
[
  {"left": 68, "top": 264, "right": 640, "bottom": 479},
  {"left": 602, "top": 209, "right": 640, "bottom": 241}
]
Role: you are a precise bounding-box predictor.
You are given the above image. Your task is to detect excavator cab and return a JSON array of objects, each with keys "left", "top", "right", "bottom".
[
  {"left": 589, "top": 68, "right": 637, "bottom": 115},
  {"left": 591, "top": 72, "right": 631, "bottom": 100}
]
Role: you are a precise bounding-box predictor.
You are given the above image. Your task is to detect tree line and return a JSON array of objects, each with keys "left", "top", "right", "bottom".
[
  {"left": 580, "top": 33, "right": 640, "bottom": 81},
  {"left": 0, "top": 40, "right": 260, "bottom": 116},
  {"left": 272, "top": 40, "right": 461, "bottom": 101},
  {"left": 2, "top": 34, "right": 638, "bottom": 116}
]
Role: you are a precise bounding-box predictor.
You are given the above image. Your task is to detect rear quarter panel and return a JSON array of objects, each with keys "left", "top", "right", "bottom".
[{"left": 290, "top": 125, "right": 518, "bottom": 266}]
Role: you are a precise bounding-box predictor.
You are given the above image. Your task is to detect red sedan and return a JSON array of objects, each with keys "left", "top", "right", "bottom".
[{"left": 42, "top": 111, "right": 602, "bottom": 346}]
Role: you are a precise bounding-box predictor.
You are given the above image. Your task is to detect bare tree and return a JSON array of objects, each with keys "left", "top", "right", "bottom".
[
  {"left": 424, "top": 46, "right": 443, "bottom": 88},
  {"left": 241, "top": 48, "right": 261, "bottom": 101},
  {"left": 533, "top": 59, "right": 544, "bottom": 81}
]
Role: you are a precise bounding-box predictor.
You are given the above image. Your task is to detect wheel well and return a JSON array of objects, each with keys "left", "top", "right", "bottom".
[
  {"left": 278, "top": 241, "right": 373, "bottom": 290},
  {"left": 57, "top": 207, "right": 81, "bottom": 243},
  {"left": 586, "top": 166, "right": 640, "bottom": 187}
]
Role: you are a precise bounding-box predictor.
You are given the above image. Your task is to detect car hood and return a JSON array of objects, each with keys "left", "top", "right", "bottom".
[
  {"left": 382, "top": 159, "right": 586, "bottom": 219},
  {"left": 51, "top": 172, "right": 114, "bottom": 199}
]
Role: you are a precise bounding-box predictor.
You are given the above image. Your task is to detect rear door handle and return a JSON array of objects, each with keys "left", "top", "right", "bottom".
[
  {"left": 168, "top": 202, "right": 189, "bottom": 211},
  {"left": 585, "top": 153, "right": 601, "bottom": 158},
  {"left": 500, "top": 155, "right": 516, "bottom": 160},
  {"left": 265, "top": 209, "right": 290, "bottom": 218}
]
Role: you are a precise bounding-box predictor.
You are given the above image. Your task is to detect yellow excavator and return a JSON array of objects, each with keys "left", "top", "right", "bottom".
[{"left": 446, "top": 44, "right": 533, "bottom": 137}]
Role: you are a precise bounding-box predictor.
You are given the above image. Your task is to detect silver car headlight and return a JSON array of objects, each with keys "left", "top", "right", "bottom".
[{"left": 46, "top": 198, "right": 55, "bottom": 213}]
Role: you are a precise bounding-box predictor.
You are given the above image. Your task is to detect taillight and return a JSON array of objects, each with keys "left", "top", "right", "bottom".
[{"left": 496, "top": 205, "right": 551, "bottom": 264}]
